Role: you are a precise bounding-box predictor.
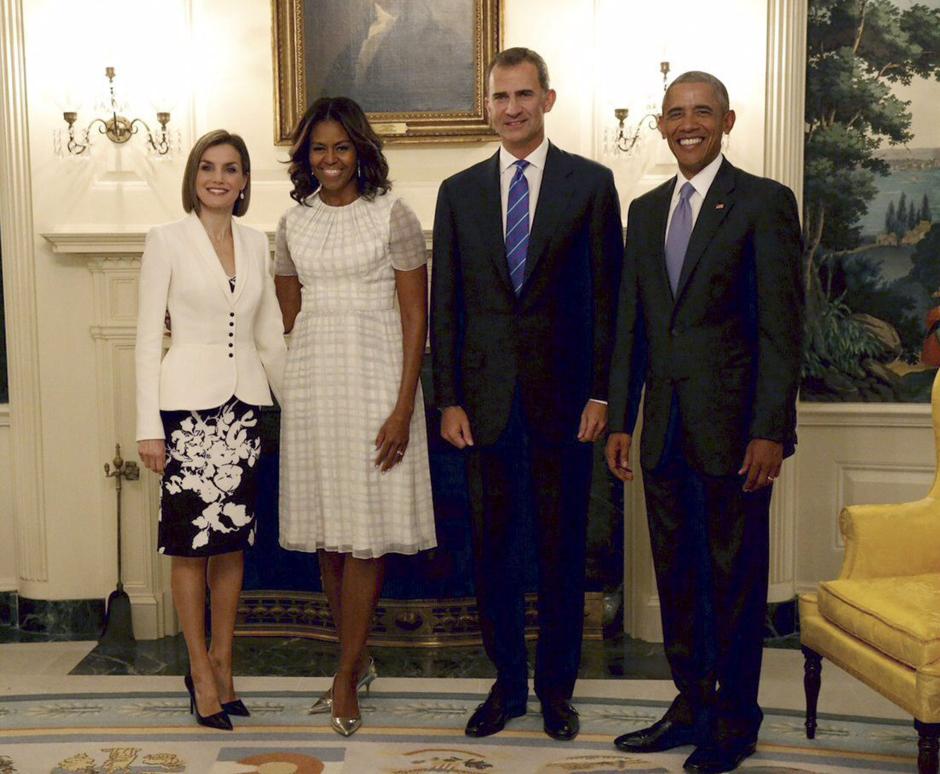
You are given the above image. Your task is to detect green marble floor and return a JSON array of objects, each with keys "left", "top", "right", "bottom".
[
  {"left": 65, "top": 633, "right": 676, "bottom": 679},
  {"left": 64, "top": 630, "right": 797, "bottom": 679},
  {"left": 0, "top": 597, "right": 799, "bottom": 680}
]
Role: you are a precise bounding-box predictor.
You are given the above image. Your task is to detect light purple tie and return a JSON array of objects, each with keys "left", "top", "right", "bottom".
[
  {"left": 505, "top": 160, "right": 530, "bottom": 295},
  {"left": 665, "top": 182, "right": 695, "bottom": 295}
]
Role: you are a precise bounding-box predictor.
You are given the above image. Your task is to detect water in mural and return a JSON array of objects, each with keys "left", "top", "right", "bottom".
[{"left": 803, "top": 0, "right": 940, "bottom": 401}]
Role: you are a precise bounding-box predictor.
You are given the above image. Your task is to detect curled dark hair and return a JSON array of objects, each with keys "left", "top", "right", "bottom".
[{"left": 287, "top": 96, "right": 390, "bottom": 204}]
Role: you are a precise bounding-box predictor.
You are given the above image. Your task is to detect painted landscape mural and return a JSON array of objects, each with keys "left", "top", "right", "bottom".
[{"left": 803, "top": 0, "right": 940, "bottom": 401}]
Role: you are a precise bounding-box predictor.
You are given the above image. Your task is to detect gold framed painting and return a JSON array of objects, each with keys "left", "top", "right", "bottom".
[{"left": 272, "top": 0, "right": 502, "bottom": 145}]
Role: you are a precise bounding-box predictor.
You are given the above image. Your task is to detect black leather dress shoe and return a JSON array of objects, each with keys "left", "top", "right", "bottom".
[
  {"left": 465, "top": 688, "right": 526, "bottom": 738},
  {"left": 542, "top": 700, "right": 579, "bottom": 741},
  {"left": 683, "top": 739, "right": 757, "bottom": 773},
  {"left": 614, "top": 716, "right": 696, "bottom": 752}
]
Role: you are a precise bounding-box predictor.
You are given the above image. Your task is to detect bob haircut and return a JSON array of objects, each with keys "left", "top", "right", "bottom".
[
  {"left": 288, "top": 96, "right": 390, "bottom": 205},
  {"left": 181, "top": 130, "right": 251, "bottom": 217}
]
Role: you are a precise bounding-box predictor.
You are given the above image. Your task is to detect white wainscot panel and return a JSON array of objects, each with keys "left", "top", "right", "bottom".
[
  {"left": 44, "top": 235, "right": 172, "bottom": 639},
  {"left": 834, "top": 462, "right": 936, "bottom": 550},
  {"left": 796, "top": 403, "right": 934, "bottom": 590}
]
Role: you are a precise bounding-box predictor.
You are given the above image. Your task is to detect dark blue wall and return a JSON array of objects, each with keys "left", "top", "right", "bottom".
[{"left": 243, "top": 359, "right": 622, "bottom": 601}]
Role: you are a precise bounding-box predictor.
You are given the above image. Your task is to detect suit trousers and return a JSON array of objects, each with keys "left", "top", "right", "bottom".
[
  {"left": 466, "top": 390, "right": 593, "bottom": 709},
  {"left": 642, "top": 399, "right": 771, "bottom": 742}
]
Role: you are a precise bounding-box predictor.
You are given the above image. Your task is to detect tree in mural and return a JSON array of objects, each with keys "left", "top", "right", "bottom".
[
  {"left": 910, "top": 222, "right": 940, "bottom": 293},
  {"left": 885, "top": 199, "right": 897, "bottom": 234},
  {"left": 804, "top": 0, "right": 940, "bottom": 399}
]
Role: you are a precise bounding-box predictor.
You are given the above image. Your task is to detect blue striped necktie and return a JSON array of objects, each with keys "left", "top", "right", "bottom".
[{"left": 505, "top": 159, "right": 530, "bottom": 295}]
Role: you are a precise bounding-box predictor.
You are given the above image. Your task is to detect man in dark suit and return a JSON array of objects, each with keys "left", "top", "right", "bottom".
[
  {"left": 606, "top": 71, "right": 803, "bottom": 773},
  {"left": 431, "top": 47, "right": 623, "bottom": 741}
]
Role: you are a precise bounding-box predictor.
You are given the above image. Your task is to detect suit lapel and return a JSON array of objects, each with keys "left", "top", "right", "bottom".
[
  {"left": 471, "top": 152, "right": 514, "bottom": 294},
  {"left": 230, "top": 222, "right": 248, "bottom": 306},
  {"left": 673, "top": 159, "right": 736, "bottom": 303},
  {"left": 648, "top": 179, "right": 675, "bottom": 304},
  {"left": 523, "top": 143, "right": 574, "bottom": 287},
  {"left": 185, "top": 211, "right": 236, "bottom": 305}
]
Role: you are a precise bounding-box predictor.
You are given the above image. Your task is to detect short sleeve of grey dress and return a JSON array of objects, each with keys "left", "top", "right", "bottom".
[{"left": 275, "top": 194, "right": 437, "bottom": 558}]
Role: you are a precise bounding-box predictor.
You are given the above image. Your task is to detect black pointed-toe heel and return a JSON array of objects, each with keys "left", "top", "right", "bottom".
[
  {"left": 184, "top": 674, "right": 233, "bottom": 730},
  {"left": 221, "top": 698, "right": 250, "bottom": 717}
]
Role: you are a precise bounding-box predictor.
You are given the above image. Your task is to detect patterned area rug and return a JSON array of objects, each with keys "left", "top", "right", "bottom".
[{"left": 0, "top": 689, "right": 917, "bottom": 772}]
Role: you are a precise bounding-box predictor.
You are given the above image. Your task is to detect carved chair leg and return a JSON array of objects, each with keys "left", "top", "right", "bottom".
[
  {"left": 916, "top": 720, "right": 940, "bottom": 774},
  {"left": 801, "top": 645, "right": 822, "bottom": 740}
]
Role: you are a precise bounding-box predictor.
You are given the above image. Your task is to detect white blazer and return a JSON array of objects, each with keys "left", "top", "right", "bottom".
[{"left": 135, "top": 212, "right": 286, "bottom": 440}]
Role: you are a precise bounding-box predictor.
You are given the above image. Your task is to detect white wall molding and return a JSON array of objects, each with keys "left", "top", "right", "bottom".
[
  {"left": 796, "top": 406, "right": 936, "bottom": 590},
  {"left": 44, "top": 230, "right": 437, "bottom": 258},
  {"left": 0, "top": 406, "right": 12, "bottom": 587},
  {"left": 44, "top": 234, "right": 150, "bottom": 256},
  {"left": 768, "top": 454, "right": 798, "bottom": 602},
  {"left": 799, "top": 401, "right": 931, "bottom": 428},
  {"left": 85, "top": 254, "right": 166, "bottom": 639},
  {"left": 762, "top": 0, "right": 807, "bottom": 603},
  {"left": 624, "top": 468, "right": 662, "bottom": 643},
  {"left": 0, "top": 0, "right": 48, "bottom": 584},
  {"left": 36, "top": 237, "right": 169, "bottom": 637},
  {"left": 832, "top": 461, "right": 935, "bottom": 549},
  {"left": 763, "top": 0, "right": 807, "bottom": 202}
]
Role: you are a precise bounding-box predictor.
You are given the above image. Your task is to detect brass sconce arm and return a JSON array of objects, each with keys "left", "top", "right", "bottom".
[
  {"left": 610, "top": 60, "right": 670, "bottom": 155},
  {"left": 58, "top": 67, "right": 173, "bottom": 156},
  {"left": 62, "top": 111, "right": 90, "bottom": 154},
  {"left": 613, "top": 107, "right": 660, "bottom": 154}
]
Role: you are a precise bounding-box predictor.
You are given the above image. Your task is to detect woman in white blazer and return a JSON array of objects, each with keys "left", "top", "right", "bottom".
[{"left": 135, "top": 130, "right": 285, "bottom": 730}]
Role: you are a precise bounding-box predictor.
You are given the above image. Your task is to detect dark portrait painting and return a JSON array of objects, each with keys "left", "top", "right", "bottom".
[
  {"left": 307, "top": 0, "right": 474, "bottom": 113},
  {"left": 273, "top": 0, "right": 501, "bottom": 143}
]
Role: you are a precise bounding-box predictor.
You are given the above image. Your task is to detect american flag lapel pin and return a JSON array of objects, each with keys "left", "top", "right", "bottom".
[{"left": 715, "top": 202, "right": 725, "bottom": 210}]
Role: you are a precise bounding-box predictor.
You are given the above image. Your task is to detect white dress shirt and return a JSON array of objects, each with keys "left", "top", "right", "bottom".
[
  {"left": 499, "top": 137, "right": 549, "bottom": 234},
  {"left": 664, "top": 152, "right": 724, "bottom": 245}
]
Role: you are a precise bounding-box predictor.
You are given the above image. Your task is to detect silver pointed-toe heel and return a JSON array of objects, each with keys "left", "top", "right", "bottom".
[
  {"left": 358, "top": 657, "right": 377, "bottom": 694},
  {"left": 330, "top": 709, "right": 362, "bottom": 737},
  {"left": 309, "top": 657, "right": 377, "bottom": 714},
  {"left": 309, "top": 686, "right": 333, "bottom": 715},
  {"left": 329, "top": 673, "right": 363, "bottom": 737}
]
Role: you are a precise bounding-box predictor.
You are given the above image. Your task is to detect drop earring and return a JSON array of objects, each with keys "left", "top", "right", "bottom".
[
  {"left": 239, "top": 191, "right": 245, "bottom": 200},
  {"left": 357, "top": 161, "right": 361, "bottom": 179}
]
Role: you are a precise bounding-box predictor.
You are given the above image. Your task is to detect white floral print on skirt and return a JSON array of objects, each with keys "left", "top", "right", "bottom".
[{"left": 158, "top": 397, "right": 261, "bottom": 556}]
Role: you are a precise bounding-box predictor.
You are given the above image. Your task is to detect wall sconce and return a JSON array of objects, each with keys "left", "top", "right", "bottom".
[
  {"left": 611, "top": 61, "right": 671, "bottom": 154},
  {"left": 57, "top": 67, "right": 174, "bottom": 156}
]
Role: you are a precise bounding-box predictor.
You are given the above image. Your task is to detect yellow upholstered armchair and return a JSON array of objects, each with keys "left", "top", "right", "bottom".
[{"left": 800, "top": 372, "right": 940, "bottom": 774}]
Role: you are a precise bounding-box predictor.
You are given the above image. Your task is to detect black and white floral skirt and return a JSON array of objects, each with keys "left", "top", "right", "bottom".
[{"left": 158, "top": 397, "right": 261, "bottom": 557}]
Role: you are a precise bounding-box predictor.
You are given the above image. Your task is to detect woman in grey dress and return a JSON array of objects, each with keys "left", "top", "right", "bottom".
[{"left": 275, "top": 97, "right": 435, "bottom": 736}]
